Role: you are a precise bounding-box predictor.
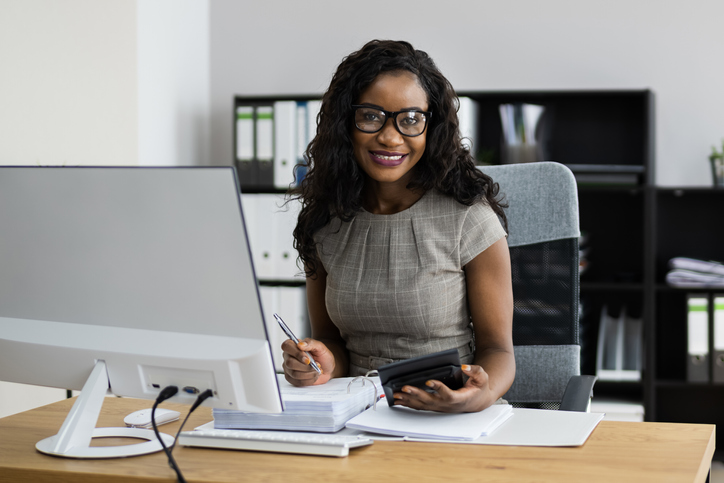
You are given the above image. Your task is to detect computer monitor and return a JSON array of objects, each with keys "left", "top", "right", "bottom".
[{"left": 0, "top": 166, "right": 282, "bottom": 458}]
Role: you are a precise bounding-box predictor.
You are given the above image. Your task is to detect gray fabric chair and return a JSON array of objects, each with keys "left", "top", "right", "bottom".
[{"left": 479, "top": 162, "right": 596, "bottom": 411}]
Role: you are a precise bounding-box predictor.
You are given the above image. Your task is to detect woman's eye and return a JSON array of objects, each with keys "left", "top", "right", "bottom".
[
  {"left": 399, "top": 115, "right": 419, "bottom": 126},
  {"left": 363, "top": 112, "right": 382, "bottom": 122}
]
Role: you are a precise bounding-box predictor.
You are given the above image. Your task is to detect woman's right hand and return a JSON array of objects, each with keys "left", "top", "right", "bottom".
[{"left": 281, "top": 338, "right": 335, "bottom": 386}]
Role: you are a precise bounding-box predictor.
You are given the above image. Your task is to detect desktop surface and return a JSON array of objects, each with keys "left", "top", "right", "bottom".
[{"left": 0, "top": 397, "right": 714, "bottom": 483}]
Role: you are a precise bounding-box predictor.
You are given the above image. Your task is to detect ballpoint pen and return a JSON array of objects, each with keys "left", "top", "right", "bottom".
[{"left": 273, "top": 313, "right": 322, "bottom": 374}]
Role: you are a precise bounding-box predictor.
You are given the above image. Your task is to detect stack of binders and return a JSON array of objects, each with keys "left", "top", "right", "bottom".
[
  {"left": 212, "top": 375, "right": 380, "bottom": 433},
  {"left": 686, "top": 294, "right": 724, "bottom": 383},
  {"left": 235, "top": 100, "right": 321, "bottom": 191},
  {"left": 240, "top": 193, "right": 302, "bottom": 282}
]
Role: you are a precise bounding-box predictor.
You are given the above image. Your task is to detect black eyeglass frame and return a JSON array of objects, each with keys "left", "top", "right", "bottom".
[{"left": 351, "top": 105, "right": 433, "bottom": 137}]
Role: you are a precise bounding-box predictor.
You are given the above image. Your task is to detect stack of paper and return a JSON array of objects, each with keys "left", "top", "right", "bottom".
[
  {"left": 213, "top": 375, "right": 380, "bottom": 433},
  {"left": 666, "top": 257, "right": 724, "bottom": 288},
  {"left": 346, "top": 403, "right": 513, "bottom": 441}
]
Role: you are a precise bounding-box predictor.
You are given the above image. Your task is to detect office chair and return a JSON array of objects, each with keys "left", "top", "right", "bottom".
[{"left": 479, "top": 162, "right": 596, "bottom": 411}]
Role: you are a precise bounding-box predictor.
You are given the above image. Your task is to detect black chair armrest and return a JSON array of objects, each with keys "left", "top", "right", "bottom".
[{"left": 559, "top": 375, "right": 597, "bottom": 412}]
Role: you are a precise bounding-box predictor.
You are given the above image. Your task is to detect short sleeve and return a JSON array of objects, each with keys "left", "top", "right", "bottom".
[{"left": 459, "top": 202, "right": 507, "bottom": 267}]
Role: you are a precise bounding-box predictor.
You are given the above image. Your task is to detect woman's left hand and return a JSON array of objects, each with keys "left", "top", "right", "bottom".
[{"left": 391, "top": 364, "right": 495, "bottom": 413}]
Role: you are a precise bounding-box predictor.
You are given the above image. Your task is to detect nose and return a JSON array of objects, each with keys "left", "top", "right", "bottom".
[{"left": 376, "top": 118, "right": 404, "bottom": 147}]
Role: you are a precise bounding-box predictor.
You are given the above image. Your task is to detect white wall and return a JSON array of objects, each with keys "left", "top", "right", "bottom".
[
  {"left": 137, "top": 0, "right": 210, "bottom": 166},
  {"left": 0, "top": 0, "right": 210, "bottom": 168},
  {"left": 209, "top": 0, "right": 724, "bottom": 186},
  {"left": 0, "top": 0, "right": 138, "bottom": 166}
]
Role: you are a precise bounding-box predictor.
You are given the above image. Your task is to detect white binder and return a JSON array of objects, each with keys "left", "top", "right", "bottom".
[
  {"left": 596, "top": 306, "right": 641, "bottom": 381},
  {"left": 256, "top": 106, "right": 274, "bottom": 188},
  {"left": 687, "top": 294, "right": 710, "bottom": 383},
  {"left": 273, "top": 101, "right": 297, "bottom": 189},
  {"left": 713, "top": 295, "right": 724, "bottom": 383},
  {"left": 306, "top": 100, "right": 321, "bottom": 145},
  {"left": 240, "top": 193, "right": 260, "bottom": 274},
  {"left": 235, "top": 106, "right": 255, "bottom": 187},
  {"left": 295, "top": 102, "right": 309, "bottom": 184},
  {"left": 274, "top": 197, "right": 302, "bottom": 280},
  {"left": 278, "top": 286, "right": 308, "bottom": 339},
  {"left": 253, "top": 194, "right": 279, "bottom": 280},
  {"left": 458, "top": 97, "right": 479, "bottom": 155}
]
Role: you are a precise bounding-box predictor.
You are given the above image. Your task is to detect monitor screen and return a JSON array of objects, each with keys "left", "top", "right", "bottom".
[{"left": 0, "top": 167, "right": 282, "bottom": 414}]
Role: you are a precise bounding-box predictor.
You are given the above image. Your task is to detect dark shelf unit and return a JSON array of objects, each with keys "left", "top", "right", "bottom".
[
  {"left": 457, "top": 89, "right": 655, "bottom": 408},
  {"left": 648, "top": 188, "right": 724, "bottom": 448}
]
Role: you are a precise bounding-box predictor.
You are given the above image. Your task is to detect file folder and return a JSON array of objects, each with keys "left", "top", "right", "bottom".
[
  {"left": 306, "top": 100, "right": 321, "bottom": 146},
  {"left": 240, "top": 194, "right": 260, "bottom": 273},
  {"left": 256, "top": 106, "right": 274, "bottom": 189},
  {"left": 687, "top": 294, "right": 710, "bottom": 383},
  {"left": 253, "top": 194, "right": 278, "bottom": 279},
  {"left": 458, "top": 97, "right": 479, "bottom": 155},
  {"left": 235, "top": 106, "right": 255, "bottom": 189},
  {"left": 274, "top": 101, "right": 297, "bottom": 189},
  {"left": 713, "top": 295, "right": 724, "bottom": 383},
  {"left": 295, "top": 102, "right": 309, "bottom": 185},
  {"left": 275, "top": 198, "right": 302, "bottom": 280}
]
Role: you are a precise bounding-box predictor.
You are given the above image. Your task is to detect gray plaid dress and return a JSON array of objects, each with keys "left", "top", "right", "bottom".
[{"left": 314, "top": 189, "right": 506, "bottom": 376}]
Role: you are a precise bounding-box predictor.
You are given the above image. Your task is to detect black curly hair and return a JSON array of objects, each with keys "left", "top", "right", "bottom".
[{"left": 292, "top": 39, "right": 507, "bottom": 278}]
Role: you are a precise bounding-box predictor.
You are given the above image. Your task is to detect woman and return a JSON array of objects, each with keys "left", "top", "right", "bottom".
[{"left": 282, "top": 40, "right": 514, "bottom": 413}]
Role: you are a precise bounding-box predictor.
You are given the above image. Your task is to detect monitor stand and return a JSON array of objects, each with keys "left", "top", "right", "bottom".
[{"left": 35, "top": 360, "right": 175, "bottom": 459}]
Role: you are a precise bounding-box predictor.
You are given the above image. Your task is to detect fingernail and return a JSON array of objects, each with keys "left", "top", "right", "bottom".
[
  {"left": 462, "top": 364, "right": 471, "bottom": 371},
  {"left": 319, "top": 368, "right": 324, "bottom": 375},
  {"left": 303, "top": 357, "right": 310, "bottom": 365},
  {"left": 425, "top": 380, "right": 435, "bottom": 388},
  {"left": 393, "top": 394, "right": 403, "bottom": 399},
  {"left": 402, "top": 386, "right": 412, "bottom": 394},
  {"left": 298, "top": 341, "right": 308, "bottom": 348}
]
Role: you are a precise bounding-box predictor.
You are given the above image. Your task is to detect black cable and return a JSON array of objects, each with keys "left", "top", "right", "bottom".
[
  {"left": 152, "top": 386, "right": 186, "bottom": 483},
  {"left": 170, "top": 389, "right": 214, "bottom": 451}
]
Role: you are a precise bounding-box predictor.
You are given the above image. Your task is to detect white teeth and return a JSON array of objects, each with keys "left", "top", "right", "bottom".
[{"left": 375, "top": 154, "right": 403, "bottom": 161}]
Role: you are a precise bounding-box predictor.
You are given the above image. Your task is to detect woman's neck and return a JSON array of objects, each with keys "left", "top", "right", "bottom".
[{"left": 361, "top": 183, "right": 425, "bottom": 215}]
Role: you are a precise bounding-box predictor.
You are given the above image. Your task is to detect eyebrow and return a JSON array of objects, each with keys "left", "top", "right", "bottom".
[{"left": 356, "top": 102, "right": 428, "bottom": 112}]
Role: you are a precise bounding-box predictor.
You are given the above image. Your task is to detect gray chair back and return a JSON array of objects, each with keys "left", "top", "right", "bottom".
[{"left": 479, "top": 162, "right": 581, "bottom": 408}]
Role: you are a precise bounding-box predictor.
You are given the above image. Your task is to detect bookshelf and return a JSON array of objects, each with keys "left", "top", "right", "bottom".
[
  {"left": 453, "top": 89, "right": 654, "bottom": 413},
  {"left": 649, "top": 188, "right": 724, "bottom": 457}
]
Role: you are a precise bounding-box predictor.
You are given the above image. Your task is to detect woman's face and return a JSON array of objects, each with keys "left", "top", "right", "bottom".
[{"left": 351, "top": 71, "right": 428, "bottom": 189}]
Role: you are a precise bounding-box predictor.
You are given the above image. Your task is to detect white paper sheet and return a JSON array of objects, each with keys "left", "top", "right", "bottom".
[
  {"left": 345, "top": 403, "right": 513, "bottom": 441},
  {"left": 345, "top": 408, "right": 604, "bottom": 446}
]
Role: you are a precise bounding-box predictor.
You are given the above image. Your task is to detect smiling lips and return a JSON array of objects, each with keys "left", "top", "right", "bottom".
[{"left": 369, "top": 150, "right": 408, "bottom": 166}]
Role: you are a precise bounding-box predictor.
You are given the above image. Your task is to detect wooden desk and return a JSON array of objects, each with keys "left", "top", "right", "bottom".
[{"left": 0, "top": 397, "right": 715, "bottom": 483}]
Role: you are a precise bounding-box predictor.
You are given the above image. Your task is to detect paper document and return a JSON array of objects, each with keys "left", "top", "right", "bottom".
[
  {"left": 345, "top": 408, "right": 603, "bottom": 447},
  {"left": 345, "top": 402, "right": 513, "bottom": 441}
]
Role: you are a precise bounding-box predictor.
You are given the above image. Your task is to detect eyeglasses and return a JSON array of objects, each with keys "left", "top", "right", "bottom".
[{"left": 352, "top": 105, "right": 432, "bottom": 137}]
